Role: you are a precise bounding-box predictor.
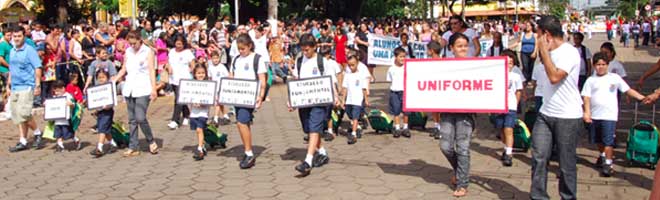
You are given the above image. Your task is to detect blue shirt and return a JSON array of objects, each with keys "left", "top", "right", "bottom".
[{"left": 9, "top": 43, "right": 42, "bottom": 91}]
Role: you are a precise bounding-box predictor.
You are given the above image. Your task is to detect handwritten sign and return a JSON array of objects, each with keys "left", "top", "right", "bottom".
[
  {"left": 218, "top": 78, "right": 259, "bottom": 108},
  {"left": 367, "top": 35, "right": 401, "bottom": 65},
  {"left": 404, "top": 57, "right": 509, "bottom": 113},
  {"left": 86, "top": 83, "right": 117, "bottom": 110},
  {"left": 287, "top": 76, "right": 334, "bottom": 108},
  {"left": 177, "top": 79, "right": 218, "bottom": 105},
  {"left": 44, "top": 97, "right": 70, "bottom": 121}
]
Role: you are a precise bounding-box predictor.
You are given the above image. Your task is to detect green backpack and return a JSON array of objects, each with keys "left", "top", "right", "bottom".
[
  {"left": 626, "top": 120, "right": 660, "bottom": 167},
  {"left": 204, "top": 124, "right": 228, "bottom": 149}
]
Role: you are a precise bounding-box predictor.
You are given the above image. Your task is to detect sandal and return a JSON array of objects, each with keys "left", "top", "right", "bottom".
[
  {"left": 122, "top": 149, "right": 140, "bottom": 157},
  {"left": 149, "top": 143, "right": 159, "bottom": 154},
  {"left": 450, "top": 175, "right": 457, "bottom": 186},
  {"left": 452, "top": 187, "right": 468, "bottom": 197}
]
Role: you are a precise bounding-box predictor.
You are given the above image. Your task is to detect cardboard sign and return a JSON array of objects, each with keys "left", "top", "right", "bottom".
[
  {"left": 287, "top": 76, "right": 334, "bottom": 108},
  {"left": 177, "top": 79, "right": 218, "bottom": 105},
  {"left": 404, "top": 57, "right": 509, "bottom": 113},
  {"left": 44, "top": 97, "right": 70, "bottom": 121},
  {"left": 86, "top": 83, "right": 117, "bottom": 110},
  {"left": 218, "top": 78, "right": 259, "bottom": 108},
  {"left": 367, "top": 35, "right": 402, "bottom": 65}
]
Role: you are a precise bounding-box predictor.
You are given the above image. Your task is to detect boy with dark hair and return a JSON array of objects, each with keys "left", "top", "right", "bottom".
[{"left": 388, "top": 47, "right": 410, "bottom": 138}]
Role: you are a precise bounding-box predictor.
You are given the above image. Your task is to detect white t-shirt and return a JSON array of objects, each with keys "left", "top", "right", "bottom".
[
  {"left": 252, "top": 35, "right": 270, "bottom": 62},
  {"left": 323, "top": 58, "right": 342, "bottom": 85},
  {"left": 230, "top": 53, "right": 268, "bottom": 80},
  {"left": 168, "top": 49, "right": 195, "bottom": 86},
  {"left": 208, "top": 62, "right": 229, "bottom": 91},
  {"left": 31, "top": 30, "right": 46, "bottom": 43},
  {"left": 293, "top": 55, "right": 335, "bottom": 80},
  {"left": 54, "top": 93, "right": 73, "bottom": 125},
  {"left": 531, "top": 60, "right": 546, "bottom": 97},
  {"left": 442, "top": 28, "right": 479, "bottom": 58},
  {"left": 387, "top": 64, "right": 404, "bottom": 91},
  {"left": 507, "top": 71, "right": 524, "bottom": 111},
  {"left": 345, "top": 62, "right": 372, "bottom": 81},
  {"left": 512, "top": 66, "right": 526, "bottom": 82},
  {"left": 581, "top": 73, "right": 630, "bottom": 121},
  {"left": 540, "top": 43, "right": 583, "bottom": 118},
  {"left": 575, "top": 45, "right": 592, "bottom": 76},
  {"left": 343, "top": 72, "right": 367, "bottom": 106},
  {"left": 190, "top": 104, "right": 210, "bottom": 118}
]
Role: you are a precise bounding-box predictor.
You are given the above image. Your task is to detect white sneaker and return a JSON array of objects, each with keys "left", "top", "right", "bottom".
[
  {"left": 167, "top": 121, "right": 178, "bottom": 129},
  {"left": 182, "top": 118, "right": 189, "bottom": 126}
]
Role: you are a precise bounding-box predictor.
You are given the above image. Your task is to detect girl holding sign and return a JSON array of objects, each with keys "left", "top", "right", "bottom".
[
  {"left": 229, "top": 33, "right": 267, "bottom": 169},
  {"left": 190, "top": 65, "right": 211, "bottom": 161},
  {"left": 439, "top": 33, "right": 475, "bottom": 197},
  {"left": 89, "top": 70, "right": 118, "bottom": 157}
]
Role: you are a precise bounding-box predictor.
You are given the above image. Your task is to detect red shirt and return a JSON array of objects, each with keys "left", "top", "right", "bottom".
[
  {"left": 606, "top": 20, "right": 613, "bottom": 30},
  {"left": 513, "top": 24, "right": 520, "bottom": 32},
  {"left": 66, "top": 84, "right": 83, "bottom": 103}
]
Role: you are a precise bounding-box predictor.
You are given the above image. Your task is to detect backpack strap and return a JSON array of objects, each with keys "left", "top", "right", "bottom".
[
  {"left": 296, "top": 56, "right": 303, "bottom": 77},
  {"left": 253, "top": 54, "right": 261, "bottom": 79},
  {"left": 231, "top": 56, "right": 239, "bottom": 74}
]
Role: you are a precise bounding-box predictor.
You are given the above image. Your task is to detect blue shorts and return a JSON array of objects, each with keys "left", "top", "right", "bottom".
[
  {"left": 389, "top": 91, "right": 408, "bottom": 116},
  {"left": 190, "top": 117, "right": 208, "bottom": 130},
  {"left": 494, "top": 110, "right": 517, "bottom": 128},
  {"left": 589, "top": 120, "right": 616, "bottom": 146},
  {"left": 325, "top": 105, "right": 334, "bottom": 120},
  {"left": 235, "top": 107, "right": 254, "bottom": 124},
  {"left": 54, "top": 125, "right": 73, "bottom": 140},
  {"left": 96, "top": 109, "right": 114, "bottom": 134},
  {"left": 346, "top": 105, "right": 363, "bottom": 120},
  {"left": 298, "top": 106, "right": 328, "bottom": 134}
]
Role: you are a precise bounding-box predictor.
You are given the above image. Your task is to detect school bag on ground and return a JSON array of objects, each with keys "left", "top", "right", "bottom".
[
  {"left": 204, "top": 123, "right": 228, "bottom": 150},
  {"left": 626, "top": 103, "right": 660, "bottom": 169},
  {"left": 330, "top": 108, "right": 345, "bottom": 134},
  {"left": 513, "top": 119, "right": 532, "bottom": 151},
  {"left": 408, "top": 112, "right": 428, "bottom": 130},
  {"left": 110, "top": 121, "right": 130, "bottom": 148},
  {"left": 368, "top": 109, "right": 393, "bottom": 133}
]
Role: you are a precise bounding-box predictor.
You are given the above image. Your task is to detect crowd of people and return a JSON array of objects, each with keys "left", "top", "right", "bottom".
[{"left": 3, "top": 13, "right": 660, "bottom": 198}]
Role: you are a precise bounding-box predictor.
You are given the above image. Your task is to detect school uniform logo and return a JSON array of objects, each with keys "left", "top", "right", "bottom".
[
  {"left": 312, "top": 67, "right": 319, "bottom": 75},
  {"left": 244, "top": 63, "right": 250, "bottom": 71},
  {"left": 355, "top": 79, "right": 360, "bottom": 87},
  {"left": 610, "top": 84, "right": 616, "bottom": 92}
]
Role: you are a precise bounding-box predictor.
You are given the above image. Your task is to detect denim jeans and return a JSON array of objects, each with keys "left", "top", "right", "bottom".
[
  {"left": 439, "top": 113, "right": 474, "bottom": 189},
  {"left": 530, "top": 113, "right": 581, "bottom": 200},
  {"left": 272, "top": 62, "right": 289, "bottom": 79},
  {"left": 126, "top": 96, "right": 155, "bottom": 150},
  {"left": 171, "top": 85, "right": 190, "bottom": 124}
]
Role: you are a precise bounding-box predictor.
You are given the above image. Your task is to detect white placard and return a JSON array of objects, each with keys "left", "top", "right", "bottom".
[
  {"left": 44, "top": 97, "right": 70, "bottom": 121},
  {"left": 218, "top": 78, "right": 259, "bottom": 108},
  {"left": 86, "top": 83, "right": 117, "bottom": 110},
  {"left": 409, "top": 41, "right": 428, "bottom": 59},
  {"left": 404, "top": 57, "right": 509, "bottom": 113},
  {"left": 177, "top": 79, "right": 218, "bottom": 105},
  {"left": 287, "top": 76, "right": 334, "bottom": 108},
  {"left": 367, "top": 34, "right": 402, "bottom": 65}
]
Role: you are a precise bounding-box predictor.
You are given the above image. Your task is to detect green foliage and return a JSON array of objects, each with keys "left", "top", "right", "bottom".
[
  {"left": 96, "top": 0, "right": 119, "bottom": 13},
  {"left": 406, "top": 0, "right": 427, "bottom": 19},
  {"left": 617, "top": 0, "right": 650, "bottom": 19},
  {"left": 547, "top": 0, "right": 568, "bottom": 20},
  {"left": 139, "top": 0, "right": 211, "bottom": 17}
]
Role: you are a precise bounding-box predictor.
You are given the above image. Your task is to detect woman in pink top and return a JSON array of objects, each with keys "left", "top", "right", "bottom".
[
  {"left": 155, "top": 32, "right": 169, "bottom": 72},
  {"left": 114, "top": 29, "right": 130, "bottom": 64}
]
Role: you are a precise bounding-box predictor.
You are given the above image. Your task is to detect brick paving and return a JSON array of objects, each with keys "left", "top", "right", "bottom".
[{"left": 0, "top": 34, "right": 658, "bottom": 199}]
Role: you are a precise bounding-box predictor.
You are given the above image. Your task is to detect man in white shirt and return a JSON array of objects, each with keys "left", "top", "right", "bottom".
[{"left": 530, "top": 15, "right": 583, "bottom": 200}]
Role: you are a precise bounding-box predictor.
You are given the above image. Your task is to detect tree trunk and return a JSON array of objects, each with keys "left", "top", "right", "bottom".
[
  {"left": 430, "top": 0, "right": 434, "bottom": 19},
  {"left": 460, "top": 0, "right": 465, "bottom": 19},
  {"left": 449, "top": 0, "right": 456, "bottom": 16},
  {"left": 268, "top": 0, "right": 278, "bottom": 19}
]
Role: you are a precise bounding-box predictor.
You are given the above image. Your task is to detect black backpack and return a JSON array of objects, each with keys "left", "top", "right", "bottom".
[
  {"left": 296, "top": 55, "right": 325, "bottom": 77},
  {"left": 231, "top": 54, "right": 262, "bottom": 79}
]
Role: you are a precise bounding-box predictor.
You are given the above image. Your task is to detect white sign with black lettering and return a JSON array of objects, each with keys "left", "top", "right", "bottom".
[
  {"left": 177, "top": 79, "right": 218, "bottom": 105},
  {"left": 44, "top": 97, "right": 70, "bottom": 121},
  {"left": 287, "top": 76, "right": 334, "bottom": 108},
  {"left": 86, "top": 83, "right": 117, "bottom": 110},
  {"left": 218, "top": 78, "right": 259, "bottom": 108}
]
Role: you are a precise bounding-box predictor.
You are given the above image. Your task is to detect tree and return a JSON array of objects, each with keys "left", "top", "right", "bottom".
[
  {"left": 617, "top": 0, "right": 651, "bottom": 19},
  {"left": 268, "top": 0, "right": 278, "bottom": 19}
]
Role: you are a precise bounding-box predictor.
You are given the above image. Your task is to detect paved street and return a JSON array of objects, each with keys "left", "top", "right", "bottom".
[{"left": 0, "top": 34, "right": 659, "bottom": 200}]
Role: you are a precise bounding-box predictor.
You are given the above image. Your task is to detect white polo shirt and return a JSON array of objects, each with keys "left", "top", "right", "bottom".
[{"left": 123, "top": 44, "right": 154, "bottom": 98}]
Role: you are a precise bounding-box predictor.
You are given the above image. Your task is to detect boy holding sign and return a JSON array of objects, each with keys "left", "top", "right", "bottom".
[
  {"left": 207, "top": 51, "right": 231, "bottom": 125},
  {"left": 49, "top": 80, "right": 80, "bottom": 153},
  {"left": 289, "top": 33, "right": 339, "bottom": 176},
  {"left": 229, "top": 33, "right": 267, "bottom": 169}
]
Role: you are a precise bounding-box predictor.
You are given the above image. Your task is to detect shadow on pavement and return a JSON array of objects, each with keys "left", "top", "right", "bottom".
[
  {"left": 217, "top": 145, "right": 266, "bottom": 160},
  {"left": 279, "top": 147, "right": 307, "bottom": 161}
]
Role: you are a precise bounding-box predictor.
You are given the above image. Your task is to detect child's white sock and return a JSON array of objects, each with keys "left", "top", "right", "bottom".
[
  {"left": 605, "top": 159, "right": 613, "bottom": 165},
  {"left": 352, "top": 131, "right": 357, "bottom": 136},
  {"left": 305, "top": 154, "right": 314, "bottom": 166},
  {"left": 245, "top": 151, "right": 254, "bottom": 157},
  {"left": 394, "top": 124, "right": 400, "bottom": 130},
  {"left": 57, "top": 140, "right": 64, "bottom": 148},
  {"left": 600, "top": 152, "right": 606, "bottom": 157},
  {"left": 19, "top": 137, "right": 27, "bottom": 145},
  {"left": 109, "top": 140, "right": 118, "bottom": 147},
  {"left": 435, "top": 123, "right": 441, "bottom": 130},
  {"left": 33, "top": 129, "right": 42, "bottom": 136},
  {"left": 197, "top": 146, "right": 204, "bottom": 152},
  {"left": 97, "top": 143, "right": 104, "bottom": 151},
  {"left": 213, "top": 115, "right": 219, "bottom": 122},
  {"left": 223, "top": 114, "right": 230, "bottom": 119},
  {"left": 505, "top": 147, "right": 513, "bottom": 155},
  {"left": 327, "top": 128, "right": 333, "bottom": 134},
  {"left": 73, "top": 137, "right": 80, "bottom": 142},
  {"left": 318, "top": 147, "right": 327, "bottom": 156},
  {"left": 403, "top": 123, "right": 408, "bottom": 129}
]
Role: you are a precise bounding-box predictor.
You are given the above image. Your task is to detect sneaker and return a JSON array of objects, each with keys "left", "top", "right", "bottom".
[
  {"left": 601, "top": 164, "right": 614, "bottom": 177},
  {"left": 501, "top": 153, "right": 513, "bottom": 167},
  {"left": 90, "top": 149, "right": 105, "bottom": 158},
  {"left": 107, "top": 146, "right": 117, "bottom": 154},
  {"left": 402, "top": 129, "right": 411, "bottom": 138},
  {"left": 356, "top": 129, "right": 362, "bottom": 139},
  {"left": 313, "top": 153, "right": 329, "bottom": 167},
  {"left": 32, "top": 135, "right": 44, "bottom": 149},
  {"left": 73, "top": 140, "right": 82, "bottom": 151},
  {"left": 303, "top": 135, "right": 309, "bottom": 143},
  {"left": 429, "top": 129, "right": 436, "bottom": 137},
  {"left": 323, "top": 132, "right": 335, "bottom": 142},
  {"left": 149, "top": 143, "right": 159, "bottom": 154},
  {"left": 596, "top": 156, "right": 605, "bottom": 166},
  {"left": 295, "top": 161, "right": 312, "bottom": 176},
  {"left": 167, "top": 121, "right": 178, "bottom": 130},
  {"left": 192, "top": 149, "right": 206, "bottom": 161},
  {"left": 392, "top": 129, "right": 401, "bottom": 138},
  {"left": 122, "top": 149, "right": 140, "bottom": 157},
  {"left": 55, "top": 145, "right": 64, "bottom": 153},
  {"left": 239, "top": 155, "right": 256, "bottom": 169},
  {"left": 182, "top": 118, "right": 190, "bottom": 126},
  {"left": 434, "top": 130, "right": 441, "bottom": 139},
  {"left": 8, "top": 143, "right": 29, "bottom": 152},
  {"left": 347, "top": 134, "right": 357, "bottom": 145}
]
